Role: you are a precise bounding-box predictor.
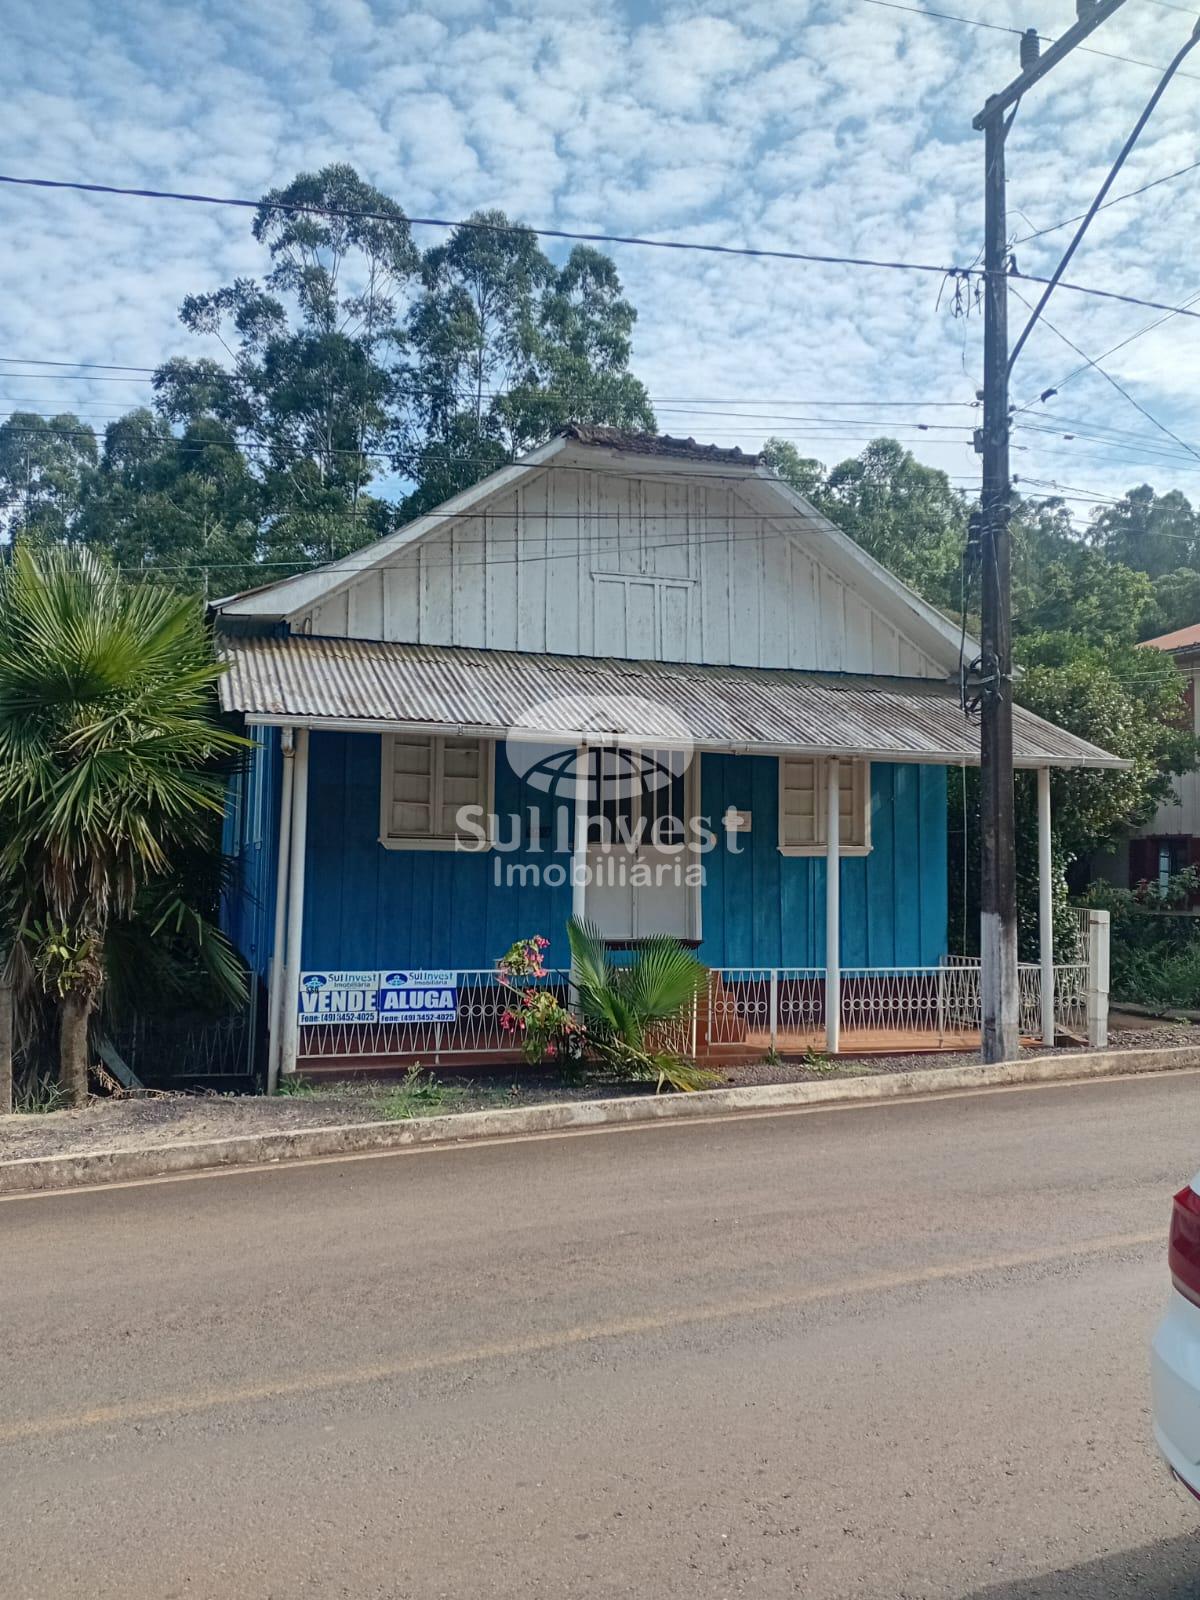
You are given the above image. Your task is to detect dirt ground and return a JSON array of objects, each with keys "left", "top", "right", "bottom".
[{"left": 1, "top": 1014, "right": 1195, "bottom": 1164}]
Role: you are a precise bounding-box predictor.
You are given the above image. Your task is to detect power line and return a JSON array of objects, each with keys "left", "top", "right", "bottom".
[
  {"left": 2, "top": 170, "right": 1200, "bottom": 326},
  {"left": 1007, "top": 15, "right": 1200, "bottom": 377},
  {"left": 1012, "top": 157, "right": 1200, "bottom": 245},
  {"left": 857, "top": 0, "right": 1022, "bottom": 34},
  {"left": 0, "top": 419, "right": 980, "bottom": 457},
  {"left": 1008, "top": 282, "right": 1200, "bottom": 463},
  {"left": 0, "top": 357, "right": 975, "bottom": 407},
  {"left": 857, "top": 0, "right": 1200, "bottom": 81},
  {"left": 1016, "top": 288, "right": 1200, "bottom": 415}
]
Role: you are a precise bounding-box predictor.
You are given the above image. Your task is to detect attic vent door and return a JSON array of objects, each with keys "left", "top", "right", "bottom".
[{"left": 592, "top": 574, "right": 693, "bottom": 659}]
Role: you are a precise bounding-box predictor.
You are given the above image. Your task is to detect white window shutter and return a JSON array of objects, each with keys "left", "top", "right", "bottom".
[
  {"left": 387, "top": 735, "right": 435, "bottom": 837},
  {"left": 778, "top": 758, "right": 870, "bottom": 854},
  {"left": 381, "top": 734, "right": 492, "bottom": 847},
  {"left": 439, "top": 738, "right": 482, "bottom": 836},
  {"left": 780, "top": 758, "right": 819, "bottom": 850}
]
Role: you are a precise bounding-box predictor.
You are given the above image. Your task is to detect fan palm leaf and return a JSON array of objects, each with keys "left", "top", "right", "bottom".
[{"left": 0, "top": 547, "right": 250, "bottom": 1102}]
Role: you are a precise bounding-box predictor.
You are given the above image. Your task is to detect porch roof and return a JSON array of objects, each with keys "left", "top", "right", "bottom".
[{"left": 217, "top": 634, "right": 1126, "bottom": 769}]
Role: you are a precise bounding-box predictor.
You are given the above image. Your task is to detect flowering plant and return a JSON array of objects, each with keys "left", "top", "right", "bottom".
[
  {"left": 496, "top": 935, "right": 584, "bottom": 1063},
  {"left": 497, "top": 935, "right": 549, "bottom": 979}
]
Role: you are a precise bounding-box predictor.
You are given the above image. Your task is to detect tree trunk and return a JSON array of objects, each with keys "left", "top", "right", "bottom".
[
  {"left": 0, "top": 983, "right": 12, "bottom": 1116},
  {"left": 59, "top": 990, "right": 92, "bottom": 1109}
]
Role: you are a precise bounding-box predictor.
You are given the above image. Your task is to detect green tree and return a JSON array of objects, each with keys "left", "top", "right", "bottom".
[
  {"left": 0, "top": 548, "right": 246, "bottom": 1104},
  {"left": 1088, "top": 484, "right": 1199, "bottom": 578},
  {"left": 399, "top": 215, "right": 654, "bottom": 512},
  {"left": 762, "top": 436, "right": 966, "bottom": 610},
  {"left": 0, "top": 412, "right": 97, "bottom": 544},
  {"left": 1147, "top": 566, "right": 1200, "bottom": 638},
  {"left": 1015, "top": 545, "right": 1156, "bottom": 644},
  {"left": 77, "top": 409, "right": 262, "bottom": 591},
  {"left": 155, "top": 164, "right": 419, "bottom": 573},
  {"left": 760, "top": 438, "right": 826, "bottom": 500}
]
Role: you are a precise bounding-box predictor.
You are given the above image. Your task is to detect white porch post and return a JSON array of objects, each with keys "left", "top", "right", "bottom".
[
  {"left": 279, "top": 727, "right": 310, "bottom": 1080},
  {"left": 1037, "top": 766, "right": 1054, "bottom": 1046},
  {"left": 571, "top": 743, "right": 589, "bottom": 925},
  {"left": 265, "top": 727, "right": 296, "bottom": 1094},
  {"left": 825, "top": 757, "right": 841, "bottom": 1055}
]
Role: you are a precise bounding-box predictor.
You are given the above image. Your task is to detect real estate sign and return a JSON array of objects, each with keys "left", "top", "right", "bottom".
[{"left": 298, "top": 970, "right": 459, "bottom": 1025}]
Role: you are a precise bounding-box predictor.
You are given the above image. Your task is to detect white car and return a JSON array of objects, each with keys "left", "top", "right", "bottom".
[{"left": 1152, "top": 1179, "right": 1200, "bottom": 1503}]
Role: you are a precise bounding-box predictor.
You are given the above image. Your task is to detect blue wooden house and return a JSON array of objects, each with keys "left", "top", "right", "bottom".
[{"left": 213, "top": 427, "right": 1120, "bottom": 1083}]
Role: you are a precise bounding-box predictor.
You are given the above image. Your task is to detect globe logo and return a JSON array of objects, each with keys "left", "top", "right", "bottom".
[{"left": 505, "top": 692, "right": 694, "bottom": 801}]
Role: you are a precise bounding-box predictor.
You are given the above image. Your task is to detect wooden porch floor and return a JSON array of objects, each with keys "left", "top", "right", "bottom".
[{"left": 729, "top": 1026, "right": 990, "bottom": 1056}]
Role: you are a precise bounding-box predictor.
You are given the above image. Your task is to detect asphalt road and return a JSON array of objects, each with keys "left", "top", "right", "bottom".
[{"left": 4, "top": 1073, "right": 1200, "bottom": 1599}]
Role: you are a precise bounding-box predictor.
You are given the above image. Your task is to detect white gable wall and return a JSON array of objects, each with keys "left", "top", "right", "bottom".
[{"left": 297, "top": 466, "right": 950, "bottom": 678}]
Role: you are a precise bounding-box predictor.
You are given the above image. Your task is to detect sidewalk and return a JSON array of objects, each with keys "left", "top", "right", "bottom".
[{"left": 2, "top": 1035, "right": 1197, "bottom": 1195}]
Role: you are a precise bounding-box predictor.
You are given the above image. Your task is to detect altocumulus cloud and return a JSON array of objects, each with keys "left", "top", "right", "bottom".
[{"left": 0, "top": 0, "right": 1198, "bottom": 503}]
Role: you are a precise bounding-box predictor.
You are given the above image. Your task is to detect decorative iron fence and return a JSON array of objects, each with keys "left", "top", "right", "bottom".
[
  {"left": 108, "top": 982, "right": 262, "bottom": 1086},
  {"left": 295, "top": 969, "right": 572, "bottom": 1066},
  {"left": 288, "top": 936, "right": 1102, "bottom": 1071}
]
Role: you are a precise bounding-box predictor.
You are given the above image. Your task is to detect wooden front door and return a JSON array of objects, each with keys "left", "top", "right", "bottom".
[{"left": 584, "top": 747, "right": 696, "bottom": 942}]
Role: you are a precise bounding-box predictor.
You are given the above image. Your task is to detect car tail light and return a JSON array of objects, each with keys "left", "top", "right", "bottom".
[{"left": 1170, "top": 1185, "right": 1200, "bottom": 1308}]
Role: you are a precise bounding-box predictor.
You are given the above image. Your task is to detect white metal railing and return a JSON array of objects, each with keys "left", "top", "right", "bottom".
[
  {"left": 294, "top": 968, "right": 572, "bottom": 1065},
  {"left": 291, "top": 924, "right": 1107, "bottom": 1068},
  {"left": 704, "top": 969, "right": 824, "bottom": 1050}
]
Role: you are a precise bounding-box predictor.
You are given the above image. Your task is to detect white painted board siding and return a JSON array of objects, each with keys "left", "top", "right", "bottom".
[
  {"left": 1132, "top": 659, "right": 1200, "bottom": 838},
  {"left": 298, "top": 467, "right": 947, "bottom": 677}
]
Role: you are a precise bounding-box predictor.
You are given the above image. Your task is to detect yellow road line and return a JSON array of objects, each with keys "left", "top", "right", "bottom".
[{"left": 0, "top": 1228, "right": 1161, "bottom": 1446}]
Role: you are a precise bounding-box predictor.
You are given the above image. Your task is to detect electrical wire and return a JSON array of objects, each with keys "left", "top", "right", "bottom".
[
  {"left": 1008, "top": 14, "right": 1200, "bottom": 376},
  {"left": 855, "top": 0, "right": 1200, "bottom": 82},
  {"left": 1008, "top": 283, "right": 1200, "bottom": 464},
  {"left": 2, "top": 171, "right": 1200, "bottom": 325},
  {"left": 1012, "top": 158, "right": 1200, "bottom": 246}
]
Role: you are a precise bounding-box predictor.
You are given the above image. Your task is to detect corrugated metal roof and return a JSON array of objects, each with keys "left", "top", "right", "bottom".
[
  {"left": 217, "top": 635, "right": 1127, "bottom": 769},
  {"left": 1140, "top": 622, "right": 1200, "bottom": 652}
]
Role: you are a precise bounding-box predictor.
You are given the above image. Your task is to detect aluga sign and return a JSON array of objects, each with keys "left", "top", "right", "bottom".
[{"left": 298, "top": 970, "right": 459, "bottom": 1024}]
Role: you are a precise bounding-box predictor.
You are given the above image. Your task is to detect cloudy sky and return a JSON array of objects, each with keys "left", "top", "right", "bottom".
[{"left": 2, "top": 0, "right": 1199, "bottom": 528}]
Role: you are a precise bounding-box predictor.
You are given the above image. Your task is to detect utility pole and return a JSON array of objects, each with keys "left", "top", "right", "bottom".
[{"left": 972, "top": 0, "right": 1128, "bottom": 1062}]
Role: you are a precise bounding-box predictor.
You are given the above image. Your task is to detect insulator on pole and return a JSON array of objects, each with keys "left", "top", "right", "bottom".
[{"left": 1020, "top": 28, "right": 1040, "bottom": 70}]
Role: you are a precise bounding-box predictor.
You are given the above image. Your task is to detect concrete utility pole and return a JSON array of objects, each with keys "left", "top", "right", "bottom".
[{"left": 972, "top": 0, "right": 1128, "bottom": 1062}]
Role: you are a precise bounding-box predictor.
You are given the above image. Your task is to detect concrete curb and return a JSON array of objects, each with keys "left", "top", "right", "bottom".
[{"left": 2, "top": 1044, "right": 1198, "bottom": 1196}]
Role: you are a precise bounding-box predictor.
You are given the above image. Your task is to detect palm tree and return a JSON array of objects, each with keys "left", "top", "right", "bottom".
[
  {"left": 566, "top": 916, "right": 716, "bottom": 1092},
  {"left": 0, "top": 548, "right": 246, "bottom": 1105}
]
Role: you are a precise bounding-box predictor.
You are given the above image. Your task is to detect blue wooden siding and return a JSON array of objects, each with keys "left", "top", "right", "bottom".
[
  {"left": 223, "top": 734, "right": 948, "bottom": 976},
  {"left": 220, "top": 727, "right": 281, "bottom": 983},
  {"left": 300, "top": 733, "right": 574, "bottom": 973},
  {"left": 696, "top": 755, "right": 947, "bottom": 969}
]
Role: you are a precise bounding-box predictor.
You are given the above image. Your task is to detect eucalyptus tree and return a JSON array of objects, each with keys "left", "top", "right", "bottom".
[
  {"left": 398, "top": 215, "right": 654, "bottom": 512},
  {"left": 154, "top": 164, "right": 419, "bottom": 569},
  {"left": 0, "top": 412, "right": 98, "bottom": 544}
]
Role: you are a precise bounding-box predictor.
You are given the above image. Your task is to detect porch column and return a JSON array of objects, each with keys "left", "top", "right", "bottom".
[
  {"left": 265, "top": 727, "right": 296, "bottom": 1094},
  {"left": 1037, "top": 766, "right": 1054, "bottom": 1046},
  {"left": 279, "top": 726, "right": 310, "bottom": 1080},
  {"left": 571, "top": 744, "right": 589, "bottom": 925},
  {"left": 825, "top": 757, "right": 841, "bottom": 1054}
]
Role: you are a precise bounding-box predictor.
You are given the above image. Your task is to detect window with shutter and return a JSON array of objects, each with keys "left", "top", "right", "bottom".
[
  {"left": 778, "top": 758, "right": 870, "bottom": 855},
  {"left": 380, "top": 734, "right": 494, "bottom": 849}
]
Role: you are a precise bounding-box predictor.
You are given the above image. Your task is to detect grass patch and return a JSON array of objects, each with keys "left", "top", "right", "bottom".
[
  {"left": 375, "top": 1066, "right": 466, "bottom": 1120},
  {"left": 14, "top": 1073, "right": 72, "bottom": 1115},
  {"left": 275, "top": 1076, "right": 322, "bottom": 1098}
]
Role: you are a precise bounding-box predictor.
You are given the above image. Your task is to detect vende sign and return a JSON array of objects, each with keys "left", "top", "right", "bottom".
[{"left": 298, "top": 970, "right": 459, "bottom": 1025}]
